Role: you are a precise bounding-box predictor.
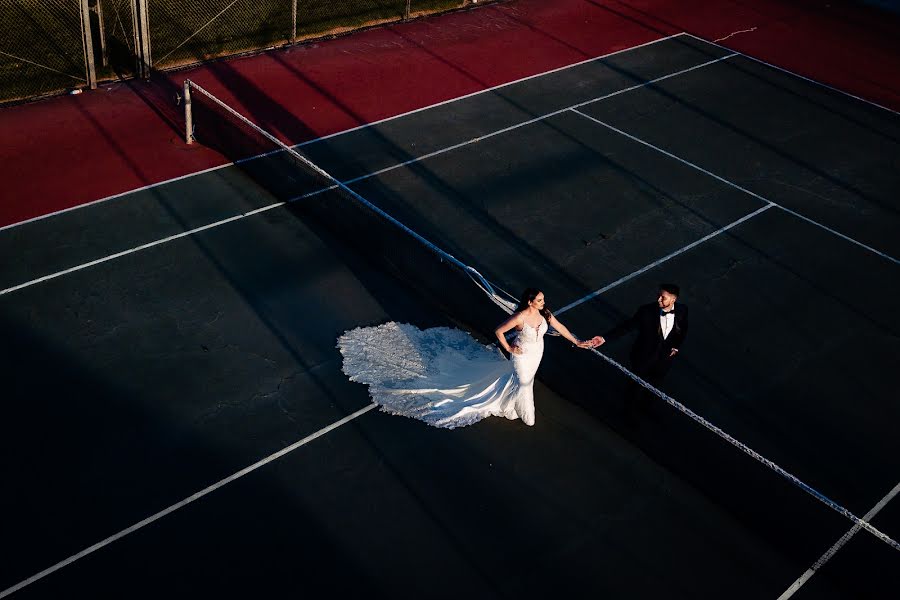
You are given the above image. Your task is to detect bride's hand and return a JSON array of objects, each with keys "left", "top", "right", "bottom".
[{"left": 510, "top": 345, "right": 523, "bottom": 355}]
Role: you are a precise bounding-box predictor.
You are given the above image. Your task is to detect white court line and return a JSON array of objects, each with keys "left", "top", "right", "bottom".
[
  {"left": 778, "top": 480, "right": 900, "bottom": 600},
  {"left": 556, "top": 203, "right": 775, "bottom": 314},
  {"left": 0, "top": 162, "right": 240, "bottom": 234},
  {"left": 0, "top": 404, "right": 377, "bottom": 599},
  {"left": 0, "top": 55, "right": 735, "bottom": 298},
  {"left": 684, "top": 33, "right": 900, "bottom": 117},
  {"left": 0, "top": 33, "right": 688, "bottom": 234},
  {"left": 570, "top": 109, "right": 900, "bottom": 266},
  {"left": 291, "top": 33, "right": 690, "bottom": 148},
  {"left": 0, "top": 205, "right": 283, "bottom": 296}
]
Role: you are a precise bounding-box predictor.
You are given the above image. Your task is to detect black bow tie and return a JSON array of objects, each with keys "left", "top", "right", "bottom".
[{"left": 659, "top": 310, "right": 674, "bottom": 317}]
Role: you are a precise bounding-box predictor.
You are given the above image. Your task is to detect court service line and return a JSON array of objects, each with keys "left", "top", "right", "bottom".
[
  {"left": 570, "top": 109, "right": 900, "bottom": 266},
  {"left": 777, "top": 480, "right": 900, "bottom": 600},
  {"left": 0, "top": 404, "right": 377, "bottom": 599},
  {"left": 1, "top": 55, "right": 736, "bottom": 298},
  {"left": 556, "top": 203, "right": 775, "bottom": 315},
  {"left": 683, "top": 33, "right": 900, "bottom": 117},
  {"left": 0, "top": 205, "right": 284, "bottom": 296},
  {"left": 0, "top": 33, "right": 687, "bottom": 234}
]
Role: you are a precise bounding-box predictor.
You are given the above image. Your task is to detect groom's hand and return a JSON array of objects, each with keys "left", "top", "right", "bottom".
[{"left": 669, "top": 348, "right": 679, "bottom": 357}]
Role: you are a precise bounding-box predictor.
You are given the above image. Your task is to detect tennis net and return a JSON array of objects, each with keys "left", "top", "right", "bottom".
[
  {"left": 183, "top": 79, "right": 517, "bottom": 323},
  {"left": 182, "top": 79, "right": 900, "bottom": 562}
]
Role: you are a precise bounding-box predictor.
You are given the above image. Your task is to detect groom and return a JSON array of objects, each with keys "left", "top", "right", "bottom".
[{"left": 593, "top": 283, "right": 688, "bottom": 421}]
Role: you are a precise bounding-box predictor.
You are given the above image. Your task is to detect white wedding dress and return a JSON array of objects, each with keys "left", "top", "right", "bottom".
[{"left": 337, "top": 318, "right": 548, "bottom": 428}]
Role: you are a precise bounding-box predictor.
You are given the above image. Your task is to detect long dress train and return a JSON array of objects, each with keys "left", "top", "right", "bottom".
[{"left": 337, "top": 319, "right": 547, "bottom": 428}]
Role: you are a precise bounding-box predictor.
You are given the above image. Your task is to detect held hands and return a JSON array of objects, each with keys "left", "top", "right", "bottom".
[
  {"left": 576, "top": 336, "right": 604, "bottom": 349},
  {"left": 578, "top": 335, "right": 606, "bottom": 348}
]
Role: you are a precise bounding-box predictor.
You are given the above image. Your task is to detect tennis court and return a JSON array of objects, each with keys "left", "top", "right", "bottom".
[{"left": 1, "top": 32, "right": 898, "bottom": 599}]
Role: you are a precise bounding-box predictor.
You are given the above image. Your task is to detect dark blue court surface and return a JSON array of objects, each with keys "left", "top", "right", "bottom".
[{"left": 1, "top": 34, "right": 897, "bottom": 598}]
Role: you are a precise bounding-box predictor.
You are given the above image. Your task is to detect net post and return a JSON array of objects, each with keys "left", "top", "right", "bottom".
[{"left": 184, "top": 81, "right": 193, "bottom": 144}]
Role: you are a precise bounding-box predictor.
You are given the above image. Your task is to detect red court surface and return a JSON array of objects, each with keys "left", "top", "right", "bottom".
[{"left": 1, "top": 0, "right": 898, "bottom": 229}]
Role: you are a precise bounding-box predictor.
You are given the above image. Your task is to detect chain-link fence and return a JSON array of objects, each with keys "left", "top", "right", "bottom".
[
  {"left": 147, "top": 0, "right": 467, "bottom": 70},
  {"left": 0, "top": 0, "right": 91, "bottom": 104},
  {"left": 1, "top": 0, "right": 475, "bottom": 105},
  {"left": 97, "top": 0, "right": 139, "bottom": 78}
]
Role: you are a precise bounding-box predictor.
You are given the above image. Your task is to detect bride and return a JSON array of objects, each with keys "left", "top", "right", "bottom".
[{"left": 337, "top": 288, "right": 592, "bottom": 428}]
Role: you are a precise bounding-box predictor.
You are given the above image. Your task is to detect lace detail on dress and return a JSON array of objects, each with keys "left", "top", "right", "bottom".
[
  {"left": 516, "top": 317, "right": 547, "bottom": 345},
  {"left": 337, "top": 322, "right": 501, "bottom": 387},
  {"left": 338, "top": 321, "right": 545, "bottom": 429}
]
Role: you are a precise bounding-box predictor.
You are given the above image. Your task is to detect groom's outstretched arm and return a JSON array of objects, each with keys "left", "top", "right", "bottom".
[{"left": 603, "top": 306, "right": 643, "bottom": 342}]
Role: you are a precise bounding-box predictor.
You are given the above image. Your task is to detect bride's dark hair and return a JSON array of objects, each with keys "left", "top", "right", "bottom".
[{"left": 515, "top": 288, "right": 552, "bottom": 321}]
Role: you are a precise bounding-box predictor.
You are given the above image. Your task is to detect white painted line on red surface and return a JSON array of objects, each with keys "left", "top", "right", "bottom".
[
  {"left": 684, "top": 32, "right": 900, "bottom": 116},
  {"left": 0, "top": 33, "right": 688, "bottom": 233},
  {"left": 2, "top": 55, "right": 734, "bottom": 297}
]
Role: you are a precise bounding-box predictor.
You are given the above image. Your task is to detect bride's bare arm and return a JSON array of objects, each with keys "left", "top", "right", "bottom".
[
  {"left": 548, "top": 314, "right": 591, "bottom": 348},
  {"left": 495, "top": 313, "right": 524, "bottom": 354}
]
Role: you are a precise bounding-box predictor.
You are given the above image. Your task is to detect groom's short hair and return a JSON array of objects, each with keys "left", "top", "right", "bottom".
[{"left": 659, "top": 283, "right": 680, "bottom": 296}]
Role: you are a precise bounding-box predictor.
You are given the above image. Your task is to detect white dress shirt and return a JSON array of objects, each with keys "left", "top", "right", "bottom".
[{"left": 660, "top": 309, "right": 675, "bottom": 339}]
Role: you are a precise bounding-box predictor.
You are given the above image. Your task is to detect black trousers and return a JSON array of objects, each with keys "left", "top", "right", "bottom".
[{"left": 626, "top": 354, "right": 673, "bottom": 413}]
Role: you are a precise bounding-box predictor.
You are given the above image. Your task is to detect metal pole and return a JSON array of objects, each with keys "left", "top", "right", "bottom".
[
  {"left": 130, "top": 0, "right": 142, "bottom": 76},
  {"left": 291, "top": 0, "right": 297, "bottom": 42},
  {"left": 405, "top": 0, "right": 411, "bottom": 20},
  {"left": 131, "top": 0, "right": 152, "bottom": 78},
  {"left": 137, "top": 0, "right": 152, "bottom": 77},
  {"left": 184, "top": 80, "right": 193, "bottom": 144},
  {"left": 79, "top": 0, "right": 97, "bottom": 88},
  {"left": 92, "top": 0, "right": 108, "bottom": 67}
]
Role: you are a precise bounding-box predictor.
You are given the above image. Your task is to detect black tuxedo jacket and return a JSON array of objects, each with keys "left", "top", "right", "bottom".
[{"left": 604, "top": 303, "right": 689, "bottom": 369}]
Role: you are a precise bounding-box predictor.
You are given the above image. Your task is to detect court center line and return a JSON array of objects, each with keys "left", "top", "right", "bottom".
[
  {"left": 682, "top": 33, "right": 900, "bottom": 117},
  {"left": 777, "top": 480, "right": 900, "bottom": 600},
  {"left": 556, "top": 203, "right": 775, "bottom": 315},
  {"left": 570, "top": 109, "right": 900, "bottom": 266},
  {"left": 0, "top": 33, "right": 687, "bottom": 234},
  {"left": 1, "top": 55, "right": 735, "bottom": 298},
  {"left": 0, "top": 404, "right": 377, "bottom": 599}
]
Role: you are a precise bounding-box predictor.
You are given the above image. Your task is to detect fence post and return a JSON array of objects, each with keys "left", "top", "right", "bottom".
[
  {"left": 292, "top": 0, "right": 297, "bottom": 42},
  {"left": 91, "top": 0, "right": 109, "bottom": 67},
  {"left": 79, "top": 0, "right": 97, "bottom": 88},
  {"left": 405, "top": 0, "right": 411, "bottom": 20},
  {"left": 131, "top": 0, "right": 152, "bottom": 78},
  {"left": 184, "top": 80, "right": 194, "bottom": 144}
]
